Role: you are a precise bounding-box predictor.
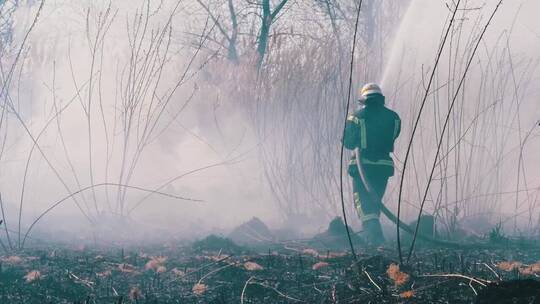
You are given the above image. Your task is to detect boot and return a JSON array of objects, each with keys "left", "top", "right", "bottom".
[{"left": 363, "top": 219, "right": 385, "bottom": 246}]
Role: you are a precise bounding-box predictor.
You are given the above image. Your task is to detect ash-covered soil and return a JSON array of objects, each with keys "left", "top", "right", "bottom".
[{"left": 2, "top": 233, "right": 540, "bottom": 304}]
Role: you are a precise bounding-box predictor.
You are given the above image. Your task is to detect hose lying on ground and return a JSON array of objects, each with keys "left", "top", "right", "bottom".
[
  {"left": 354, "top": 149, "right": 468, "bottom": 249},
  {"left": 355, "top": 147, "right": 536, "bottom": 250},
  {"left": 378, "top": 203, "right": 462, "bottom": 248}
]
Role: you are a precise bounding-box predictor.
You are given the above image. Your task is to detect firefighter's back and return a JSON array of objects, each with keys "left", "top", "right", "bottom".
[{"left": 356, "top": 100, "right": 400, "bottom": 161}]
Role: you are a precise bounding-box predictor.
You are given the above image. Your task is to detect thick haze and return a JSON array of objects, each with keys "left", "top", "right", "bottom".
[
  {"left": 0, "top": 0, "right": 539, "bottom": 245},
  {"left": 381, "top": 0, "right": 540, "bottom": 235},
  {"left": 1, "top": 0, "right": 277, "bottom": 243}
]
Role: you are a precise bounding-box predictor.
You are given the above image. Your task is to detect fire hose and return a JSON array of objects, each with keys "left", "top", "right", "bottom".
[{"left": 354, "top": 148, "right": 464, "bottom": 248}]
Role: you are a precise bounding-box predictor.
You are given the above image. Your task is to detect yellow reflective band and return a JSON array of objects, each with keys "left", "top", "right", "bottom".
[
  {"left": 356, "top": 206, "right": 364, "bottom": 220},
  {"left": 349, "top": 159, "right": 357, "bottom": 165},
  {"left": 362, "top": 214, "right": 380, "bottom": 222},
  {"left": 359, "top": 119, "right": 367, "bottom": 149},
  {"left": 354, "top": 192, "right": 380, "bottom": 222},
  {"left": 354, "top": 192, "right": 364, "bottom": 219},
  {"left": 353, "top": 192, "right": 361, "bottom": 205},
  {"left": 347, "top": 115, "right": 359, "bottom": 125},
  {"left": 361, "top": 158, "right": 394, "bottom": 166},
  {"left": 393, "top": 119, "right": 400, "bottom": 139}
]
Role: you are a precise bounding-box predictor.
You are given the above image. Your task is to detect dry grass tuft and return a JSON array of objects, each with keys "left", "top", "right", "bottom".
[
  {"left": 386, "top": 263, "right": 409, "bottom": 286},
  {"left": 24, "top": 270, "right": 41, "bottom": 283},
  {"left": 302, "top": 248, "right": 319, "bottom": 257},
  {"left": 129, "top": 286, "right": 143, "bottom": 300},
  {"left": 519, "top": 262, "right": 540, "bottom": 276},
  {"left": 145, "top": 256, "right": 167, "bottom": 272},
  {"left": 192, "top": 283, "right": 207, "bottom": 295},
  {"left": 156, "top": 265, "right": 167, "bottom": 273},
  {"left": 325, "top": 252, "right": 347, "bottom": 259},
  {"left": 244, "top": 261, "right": 264, "bottom": 271},
  {"left": 171, "top": 267, "right": 185, "bottom": 277},
  {"left": 312, "top": 262, "right": 329, "bottom": 270},
  {"left": 495, "top": 260, "right": 540, "bottom": 276},
  {"left": 1, "top": 256, "right": 23, "bottom": 264},
  {"left": 399, "top": 290, "right": 415, "bottom": 298},
  {"left": 118, "top": 263, "right": 138, "bottom": 274},
  {"left": 496, "top": 261, "right": 522, "bottom": 272}
]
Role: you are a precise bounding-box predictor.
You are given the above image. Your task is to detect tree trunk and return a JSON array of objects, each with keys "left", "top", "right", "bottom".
[
  {"left": 227, "top": 0, "right": 239, "bottom": 63},
  {"left": 256, "top": 0, "right": 271, "bottom": 68}
]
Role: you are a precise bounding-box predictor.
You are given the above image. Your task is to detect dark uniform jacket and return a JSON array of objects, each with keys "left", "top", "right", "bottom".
[{"left": 343, "top": 95, "right": 401, "bottom": 177}]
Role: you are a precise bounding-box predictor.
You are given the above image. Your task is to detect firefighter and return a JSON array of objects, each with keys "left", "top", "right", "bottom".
[{"left": 343, "top": 83, "right": 401, "bottom": 245}]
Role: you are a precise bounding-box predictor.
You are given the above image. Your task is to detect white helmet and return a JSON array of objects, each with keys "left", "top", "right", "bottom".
[{"left": 359, "top": 83, "right": 383, "bottom": 98}]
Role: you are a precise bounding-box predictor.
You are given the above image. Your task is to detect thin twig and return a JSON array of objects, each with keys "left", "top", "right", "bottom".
[
  {"left": 0, "top": 193, "right": 12, "bottom": 251},
  {"left": 482, "top": 262, "right": 501, "bottom": 280},
  {"left": 197, "top": 262, "right": 237, "bottom": 284},
  {"left": 407, "top": 0, "right": 504, "bottom": 262},
  {"left": 240, "top": 276, "right": 255, "bottom": 304},
  {"left": 338, "top": 0, "right": 363, "bottom": 262},
  {"left": 469, "top": 279, "right": 478, "bottom": 296},
  {"left": 420, "top": 273, "right": 490, "bottom": 287},
  {"left": 396, "top": 0, "right": 462, "bottom": 264},
  {"left": 250, "top": 282, "right": 305, "bottom": 303},
  {"left": 363, "top": 269, "right": 382, "bottom": 292}
]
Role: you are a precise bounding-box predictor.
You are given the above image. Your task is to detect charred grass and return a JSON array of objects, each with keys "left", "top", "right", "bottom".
[{"left": 1, "top": 240, "right": 540, "bottom": 303}]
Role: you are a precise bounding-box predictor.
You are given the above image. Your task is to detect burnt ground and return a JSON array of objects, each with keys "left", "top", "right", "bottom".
[{"left": 1, "top": 234, "right": 540, "bottom": 304}]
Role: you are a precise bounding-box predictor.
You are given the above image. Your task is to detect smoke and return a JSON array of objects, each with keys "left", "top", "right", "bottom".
[
  {"left": 1, "top": 0, "right": 540, "bottom": 246},
  {"left": 380, "top": 0, "right": 540, "bottom": 235},
  {"left": 0, "top": 0, "right": 277, "bottom": 244}
]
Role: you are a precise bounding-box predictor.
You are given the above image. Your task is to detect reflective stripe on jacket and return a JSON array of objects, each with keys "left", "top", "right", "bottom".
[{"left": 343, "top": 95, "right": 401, "bottom": 176}]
